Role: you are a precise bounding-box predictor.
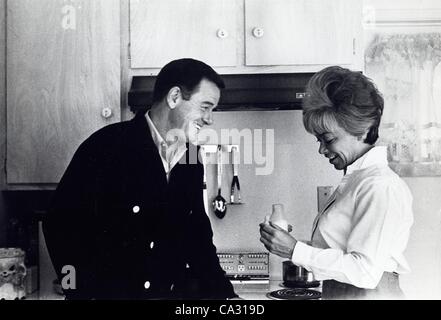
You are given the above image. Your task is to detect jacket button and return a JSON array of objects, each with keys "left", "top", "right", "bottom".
[
  {"left": 149, "top": 242, "right": 155, "bottom": 249},
  {"left": 144, "top": 281, "right": 151, "bottom": 289},
  {"left": 132, "top": 206, "right": 140, "bottom": 214}
]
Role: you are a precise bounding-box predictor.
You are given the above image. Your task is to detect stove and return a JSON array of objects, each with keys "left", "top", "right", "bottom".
[
  {"left": 232, "top": 280, "right": 322, "bottom": 300},
  {"left": 218, "top": 252, "right": 322, "bottom": 300},
  {"left": 267, "top": 288, "right": 321, "bottom": 300}
]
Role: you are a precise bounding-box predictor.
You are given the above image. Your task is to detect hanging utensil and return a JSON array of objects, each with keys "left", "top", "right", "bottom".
[
  {"left": 213, "top": 145, "right": 227, "bottom": 219},
  {"left": 200, "top": 146, "right": 209, "bottom": 215},
  {"left": 230, "top": 146, "right": 242, "bottom": 204}
]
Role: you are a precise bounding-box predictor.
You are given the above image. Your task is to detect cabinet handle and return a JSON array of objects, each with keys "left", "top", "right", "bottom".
[
  {"left": 217, "top": 29, "right": 229, "bottom": 39},
  {"left": 252, "top": 27, "right": 264, "bottom": 38},
  {"left": 101, "top": 107, "right": 113, "bottom": 119}
]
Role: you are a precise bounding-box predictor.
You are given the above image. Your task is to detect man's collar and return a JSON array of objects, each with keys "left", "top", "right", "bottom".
[
  {"left": 145, "top": 111, "right": 167, "bottom": 150},
  {"left": 145, "top": 111, "right": 188, "bottom": 157}
]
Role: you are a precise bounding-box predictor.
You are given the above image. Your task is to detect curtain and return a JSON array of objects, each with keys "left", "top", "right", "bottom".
[{"left": 365, "top": 33, "right": 441, "bottom": 176}]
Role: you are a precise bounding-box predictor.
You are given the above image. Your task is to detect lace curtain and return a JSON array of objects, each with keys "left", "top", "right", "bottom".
[{"left": 365, "top": 33, "right": 441, "bottom": 176}]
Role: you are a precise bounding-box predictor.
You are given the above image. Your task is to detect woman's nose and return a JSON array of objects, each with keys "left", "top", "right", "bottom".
[{"left": 318, "top": 142, "right": 327, "bottom": 155}]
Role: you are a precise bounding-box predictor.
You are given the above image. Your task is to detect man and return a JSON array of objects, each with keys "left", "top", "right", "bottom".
[{"left": 43, "top": 58, "right": 237, "bottom": 300}]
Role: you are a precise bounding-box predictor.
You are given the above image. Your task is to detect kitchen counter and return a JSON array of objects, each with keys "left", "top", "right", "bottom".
[
  {"left": 25, "top": 291, "right": 65, "bottom": 300},
  {"left": 24, "top": 280, "right": 322, "bottom": 300}
]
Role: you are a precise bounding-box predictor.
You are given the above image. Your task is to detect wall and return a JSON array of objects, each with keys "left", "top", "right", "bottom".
[
  {"left": 0, "top": 0, "right": 6, "bottom": 246},
  {"left": 401, "top": 178, "right": 441, "bottom": 299},
  {"left": 203, "top": 110, "right": 342, "bottom": 279}
]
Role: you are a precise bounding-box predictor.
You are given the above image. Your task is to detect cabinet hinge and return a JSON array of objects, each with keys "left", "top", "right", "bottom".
[
  {"left": 353, "top": 38, "right": 356, "bottom": 55},
  {"left": 128, "top": 42, "right": 131, "bottom": 61}
]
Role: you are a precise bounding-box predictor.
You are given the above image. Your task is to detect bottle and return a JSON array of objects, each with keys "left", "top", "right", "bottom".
[{"left": 270, "top": 204, "right": 289, "bottom": 232}]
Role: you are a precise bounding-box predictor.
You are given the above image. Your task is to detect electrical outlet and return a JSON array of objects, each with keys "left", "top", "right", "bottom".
[{"left": 317, "top": 186, "right": 334, "bottom": 213}]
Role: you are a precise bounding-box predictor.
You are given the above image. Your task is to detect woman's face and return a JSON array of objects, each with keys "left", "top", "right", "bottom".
[{"left": 315, "top": 123, "right": 371, "bottom": 171}]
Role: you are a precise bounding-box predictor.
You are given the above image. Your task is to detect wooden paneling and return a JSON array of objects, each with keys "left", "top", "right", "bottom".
[
  {"left": 0, "top": 0, "right": 5, "bottom": 187},
  {"left": 7, "top": 0, "right": 121, "bottom": 183},
  {"left": 120, "top": 0, "right": 134, "bottom": 121},
  {"left": 129, "top": 0, "right": 237, "bottom": 68},
  {"left": 245, "top": 0, "right": 361, "bottom": 66}
]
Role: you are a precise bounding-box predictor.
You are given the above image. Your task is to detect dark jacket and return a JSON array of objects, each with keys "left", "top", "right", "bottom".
[{"left": 43, "top": 113, "right": 236, "bottom": 300}]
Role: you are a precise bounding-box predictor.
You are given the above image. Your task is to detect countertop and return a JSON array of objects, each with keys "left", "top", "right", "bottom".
[
  {"left": 24, "top": 280, "right": 322, "bottom": 300},
  {"left": 25, "top": 291, "right": 65, "bottom": 300}
]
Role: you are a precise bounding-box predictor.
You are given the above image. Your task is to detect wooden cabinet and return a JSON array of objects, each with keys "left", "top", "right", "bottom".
[
  {"left": 129, "top": 0, "right": 237, "bottom": 68},
  {"left": 245, "top": 0, "right": 361, "bottom": 66},
  {"left": 128, "top": 0, "right": 362, "bottom": 73},
  {"left": 6, "top": 0, "right": 121, "bottom": 184},
  {"left": 1, "top": 0, "right": 5, "bottom": 192}
]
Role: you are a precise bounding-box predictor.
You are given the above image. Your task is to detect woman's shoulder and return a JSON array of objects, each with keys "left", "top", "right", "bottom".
[
  {"left": 351, "top": 166, "right": 413, "bottom": 221},
  {"left": 351, "top": 164, "right": 410, "bottom": 194}
]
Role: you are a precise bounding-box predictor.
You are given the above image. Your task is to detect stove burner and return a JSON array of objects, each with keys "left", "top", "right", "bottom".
[{"left": 267, "top": 288, "right": 321, "bottom": 300}]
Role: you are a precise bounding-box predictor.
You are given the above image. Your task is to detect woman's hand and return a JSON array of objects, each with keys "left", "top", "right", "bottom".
[{"left": 259, "top": 221, "right": 297, "bottom": 259}]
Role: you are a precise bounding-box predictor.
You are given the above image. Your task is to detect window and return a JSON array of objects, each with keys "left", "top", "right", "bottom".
[{"left": 365, "top": 27, "right": 441, "bottom": 176}]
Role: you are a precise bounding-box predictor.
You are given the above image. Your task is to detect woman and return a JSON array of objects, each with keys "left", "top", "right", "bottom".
[{"left": 259, "top": 66, "right": 414, "bottom": 300}]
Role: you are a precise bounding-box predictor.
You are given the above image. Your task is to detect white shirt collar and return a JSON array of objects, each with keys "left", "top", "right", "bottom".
[
  {"left": 145, "top": 111, "right": 187, "bottom": 180},
  {"left": 346, "top": 146, "right": 388, "bottom": 175},
  {"left": 145, "top": 111, "right": 167, "bottom": 149}
]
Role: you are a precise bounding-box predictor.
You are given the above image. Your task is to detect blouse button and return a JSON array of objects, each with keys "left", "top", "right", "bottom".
[
  {"left": 144, "top": 281, "right": 151, "bottom": 289},
  {"left": 132, "top": 206, "right": 140, "bottom": 214}
]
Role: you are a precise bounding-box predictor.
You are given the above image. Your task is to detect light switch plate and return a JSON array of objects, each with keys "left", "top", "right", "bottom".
[{"left": 317, "top": 186, "right": 334, "bottom": 213}]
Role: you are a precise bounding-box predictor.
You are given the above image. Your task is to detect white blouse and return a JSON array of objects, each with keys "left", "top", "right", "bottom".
[{"left": 291, "top": 146, "right": 414, "bottom": 289}]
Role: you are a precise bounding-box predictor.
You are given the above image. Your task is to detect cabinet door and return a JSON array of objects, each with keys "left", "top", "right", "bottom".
[
  {"left": 7, "top": 0, "right": 121, "bottom": 184},
  {"left": 129, "top": 0, "right": 237, "bottom": 68},
  {"left": 245, "top": 0, "right": 360, "bottom": 66}
]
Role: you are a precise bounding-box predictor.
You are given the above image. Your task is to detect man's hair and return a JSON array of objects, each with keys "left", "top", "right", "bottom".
[
  {"left": 152, "top": 58, "right": 225, "bottom": 103},
  {"left": 302, "top": 66, "right": 384, "bottom": 145}
]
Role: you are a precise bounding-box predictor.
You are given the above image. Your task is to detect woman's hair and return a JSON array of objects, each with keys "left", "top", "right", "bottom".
[{"left": 302, "top": 66, "right": 384, "bottom": 145}]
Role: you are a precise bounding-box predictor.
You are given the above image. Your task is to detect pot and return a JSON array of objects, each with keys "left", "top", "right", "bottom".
[{"left": 282, "top": 260, "right": 320, "bottom": 288}]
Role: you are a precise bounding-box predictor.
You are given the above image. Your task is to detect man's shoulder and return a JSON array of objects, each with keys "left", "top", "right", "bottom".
[
  {"left": 83, "top": 118, "right": 142, "bottom": 146},
  {"left": 89, "top": 119, "right": 134, "bottom": 140},
  {"left": 74, "top": 119, "right": 136, "bottom": 158}
]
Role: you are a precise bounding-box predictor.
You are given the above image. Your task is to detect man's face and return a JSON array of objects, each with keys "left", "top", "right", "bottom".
[{"left": 171, "top": 78, "right": 220, "bottom": 144}]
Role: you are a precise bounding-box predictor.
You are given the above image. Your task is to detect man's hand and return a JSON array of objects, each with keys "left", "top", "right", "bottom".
[{"left": 259, "top": 221, "right": 297, "bottom": 259}]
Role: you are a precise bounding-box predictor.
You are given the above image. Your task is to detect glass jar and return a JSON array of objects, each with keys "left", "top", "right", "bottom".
[{"left": 0, "top": 248, "right": 27, "bottom": 300}]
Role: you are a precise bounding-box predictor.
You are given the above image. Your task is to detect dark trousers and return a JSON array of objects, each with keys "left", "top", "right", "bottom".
[{"left": 322, "top": 272, "right": 405, "bottom": 300}]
